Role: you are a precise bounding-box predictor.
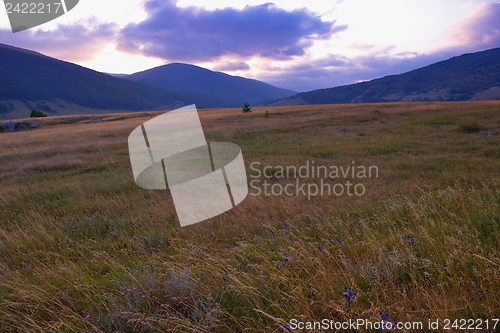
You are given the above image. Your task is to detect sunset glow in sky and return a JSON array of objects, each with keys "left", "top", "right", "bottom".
[{"left": 1, "top": 0, "right": 499, "bottom": 91}]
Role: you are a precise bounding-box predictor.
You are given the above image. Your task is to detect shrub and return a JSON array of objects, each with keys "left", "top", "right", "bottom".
[
  {"left": 30, "top": 109, "right": 47, "bottom": 118},
  {"left": 264, "top": 110, "right": 270, "bottom": 118},
  {"left": 458, "top": 120, "right": 485, "bottom": 133},
  {"left": 242, "top": 102, "right": 252, "bottom": 113}
]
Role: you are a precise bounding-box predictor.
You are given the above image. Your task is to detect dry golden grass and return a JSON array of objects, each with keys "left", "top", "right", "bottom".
[{"left": 0, "top": 101, "right": 499, "bottom": 332}]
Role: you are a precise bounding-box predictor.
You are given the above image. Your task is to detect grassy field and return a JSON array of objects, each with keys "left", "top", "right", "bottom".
[{"left": 0, "top": 101, "right": 499, "bottom": 332}]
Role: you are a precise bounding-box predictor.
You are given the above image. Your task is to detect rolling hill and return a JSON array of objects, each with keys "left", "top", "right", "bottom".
[
  {"left": 271, "top": 47, "right": 500, "bottom": 105},
  {"left": 124, "top": 63, "right": 297, "bottom": 105},
  {"left": 0, "top": 43, "right": 242, "bottom": 118}
]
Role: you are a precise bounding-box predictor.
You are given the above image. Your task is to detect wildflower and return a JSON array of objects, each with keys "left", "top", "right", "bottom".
[
  {"left": 120, "top": 291, "right": 125, "bottom": 296},
  {"left": 342, "top": 286, "right": 357, "bottom": 308},
  {"left": 336, "top": 237, "right": 343, "bottom": 244},
  {"left": 61, "top": 291, "right": 66, "bottom": 295},
  {"left": 380, "top": 312, "right": 398, "bottom": 333},
  {"left": 133, "top": 287, "right": 137, "bottom": 291},
  {"left": 282, "top": 323, "right": 292, "bottom": 332},
  {"left": 83, "top": 314, "right": 90, "bottom": 320},
  {"left": 222, "top": 244, "right": 230, "bottom": 249},
  {"left": 459, "top": 235, "right": 466, "bottom": 242},
  {"left": 283, "top": 255, "right": 289, "bottom": 265},
  {"left": 402, "top": 234, "right": 415, "bottom": 245},
  {"left": 282, "top": 221, "right": 289, "bottom": 227},
  {"left": 222, "top": 273, "right": 230, "bottom": 282},
  {"left": 142, "top": 295, "right": 146, "bottom": 299},
  {"left": 318, "top": 246, "right": 324, "bottom": 253},
  {"left": 327, "top": 237, "right": 333, "bottom": 242},
  {"left": 317, "top": 215, "right": 323, "bottom": 221}
]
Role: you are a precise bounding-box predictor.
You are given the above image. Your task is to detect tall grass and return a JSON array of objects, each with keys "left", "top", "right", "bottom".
[{"left": 0, "top": 101, "right": 499, "bottom": 332}]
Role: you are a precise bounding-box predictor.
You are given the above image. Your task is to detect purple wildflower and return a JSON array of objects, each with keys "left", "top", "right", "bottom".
[
  {"left": 402, "top": 234, "right": 415, "bottom": 245},
  {"left": 380, "top": 312, "right": 398, "bottom": 333},
  {"left": 342, "top": 286, "right": 357, "bottom": 305}
]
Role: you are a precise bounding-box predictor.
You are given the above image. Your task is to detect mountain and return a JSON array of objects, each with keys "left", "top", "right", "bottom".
[
  {"left": 0, "top": 43, "right": 239, "bottom": 117},
  {"left": 125, "top": 63, "right": 297, "bottom": 105},
  {"left": 271, "top": 47, "right": 500, "bottom": 105}
]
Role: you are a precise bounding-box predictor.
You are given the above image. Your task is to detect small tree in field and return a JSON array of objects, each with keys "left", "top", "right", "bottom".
[
  {"left": 30, "top": 109, "right": 47, "bottom": 118},
  {"left": 242, "top": 102, "right": 252, "bottom": 113}
]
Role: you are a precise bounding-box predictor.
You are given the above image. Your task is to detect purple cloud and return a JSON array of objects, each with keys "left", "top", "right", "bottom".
[
  {"left": 0, "top": 18, "right": 117, "bottom": 62},
  {"left": 446, "top": 2, "right": 500, "bottom": 53},
  {"left": 116, "top": 0, "right": 347, "bottom": 62},
  {"left": 257, "top": 2, "right": 500, "bottom": 92}
]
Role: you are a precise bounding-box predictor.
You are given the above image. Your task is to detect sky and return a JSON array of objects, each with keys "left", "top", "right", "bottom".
[{"left": 1, "top": 0, "right": 499, "bottom": 92}]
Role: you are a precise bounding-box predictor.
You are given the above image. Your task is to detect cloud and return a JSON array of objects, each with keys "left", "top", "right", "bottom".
[
  {"left": 257, "top": 2, "right": 500, "bottom": 92},
  {"left": 0, "top": 18, "right": 117, "bottom": 62},
  {"left": 446, "top": 2, "right": 500, "bottom": 53},
  {"left": 116, "top": 0, "right": 347, "bottom": 62}
]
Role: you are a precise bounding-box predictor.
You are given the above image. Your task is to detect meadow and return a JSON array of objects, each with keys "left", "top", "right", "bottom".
[{"left": 0, "top": 101, "right": 499, "bottom": 332}]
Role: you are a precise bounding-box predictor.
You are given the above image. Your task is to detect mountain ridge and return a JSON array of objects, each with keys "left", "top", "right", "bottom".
[
  {"left": 2, "top": 43, "right": 500, "bottom": 119},
  {"left": 124, "top": 63, "right": 297, "bottom": 105},
  {"left": 0, "top": 43, "right": 293, "bottom": 118},
  {"left": 270, "top": 47, "right": 500, "bottom": 105},
  {"left": 0, "top": 43, "right": 245, "bottom": 118}
]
